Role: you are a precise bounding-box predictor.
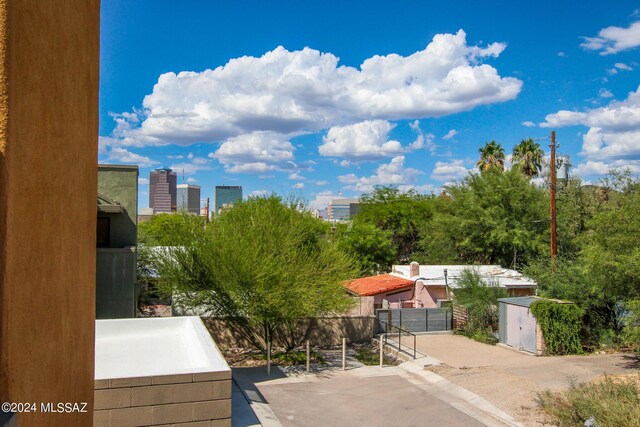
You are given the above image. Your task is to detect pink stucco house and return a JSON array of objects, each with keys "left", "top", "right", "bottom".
[{"left": 345, "top": 262, "right": 537, "bottom": 310}]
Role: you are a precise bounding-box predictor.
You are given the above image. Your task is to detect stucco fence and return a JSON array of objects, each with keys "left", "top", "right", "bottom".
[
  {"left": 173, "top": 295, "right": 376, "bottom": 350},
  {"left": 203, "top": 316, "right": 376, "bottom": 350}
]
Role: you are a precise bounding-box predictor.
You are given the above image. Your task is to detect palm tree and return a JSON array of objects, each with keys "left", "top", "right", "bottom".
[
  {"left": 477, "top": 140, "right": 506, "bottom": 172},
  {"left": 512, "top": 138, "right": 544, "bottom": 178}
]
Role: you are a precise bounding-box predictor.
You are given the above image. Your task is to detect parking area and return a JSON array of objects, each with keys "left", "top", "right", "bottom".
[
  {"left": 234, "top": 362, "right": 522, "bottom": 427},
  {"left": 415, "top": 334, "right": 638, "bottom": 389},
  {"left": 257, "top": 372, "right": 483, "bottom": 427},
  {"left": 413, "top": 334, "right": 640, "bottom": 426}
]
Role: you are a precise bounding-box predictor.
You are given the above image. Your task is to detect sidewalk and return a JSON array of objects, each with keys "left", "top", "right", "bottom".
[{"left": 232, "top": 379, "right": 262, "bottom": 427}]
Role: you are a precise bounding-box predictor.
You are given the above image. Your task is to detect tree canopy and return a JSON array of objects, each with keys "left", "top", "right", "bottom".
[
  {"left": 335, "top": 222, "right": 396, "bottom": 276},
  {"left": 512, "top": 138, "right": 544, "bottom": 177},
  {"left": 580, "top": 184, "right": 640, "bottom": 301},
  {"left": 151, "top": 196, "right": 356, "bottom": 351},
  {"left": 138, "top": 213, "right": 205, "bottom": 246},
  {"left": 421, "top": 168, "right": 548, "bottom": 267},
  {"left": 477, "top": 140, "right": 506, "bottom": 172},
  {"left": 353, "top": 186, "right": 434, "bottom": 263}
]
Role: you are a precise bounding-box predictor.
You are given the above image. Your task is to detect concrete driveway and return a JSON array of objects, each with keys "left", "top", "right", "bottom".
[
  {"left": 234, "top": 363, "right": 523, "bottom": 427},
  {"left": 413, "top": 334, "right": 640, "bottom": 426}
]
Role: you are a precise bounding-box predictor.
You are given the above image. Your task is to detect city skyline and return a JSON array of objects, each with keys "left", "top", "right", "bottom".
[{"left": 98, "top": 1, "right": 640, "bottom": 212}]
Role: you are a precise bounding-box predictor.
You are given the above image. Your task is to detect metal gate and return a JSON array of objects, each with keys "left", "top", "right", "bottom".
[{"left": 376, "top": 308, "right": 452, "bottom": 333}]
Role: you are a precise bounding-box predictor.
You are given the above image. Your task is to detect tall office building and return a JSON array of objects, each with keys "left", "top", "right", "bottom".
[
  {"left": 149, "top": 167, "right": 177, "bottom": 213},
  {"left": 328, "top": 198, "right": 360, "bottom": 221},
  {"left": 177, "top": 184, "right": 201, "bottom": 214},
  {"left": 214, "top": 186, "right": 242, "bottom": 215}
]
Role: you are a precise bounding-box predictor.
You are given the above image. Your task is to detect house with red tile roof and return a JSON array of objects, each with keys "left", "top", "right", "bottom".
[
  {"left": 345, "top": 262, "right": 537, "bottom": 310},
  {"left": 345, "top": 274, "right": 415, "bottom": 310}
]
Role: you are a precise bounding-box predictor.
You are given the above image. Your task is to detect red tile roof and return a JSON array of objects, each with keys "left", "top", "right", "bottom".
[{"left": 345, "top": 274, "right": 414, "bottom": 296}]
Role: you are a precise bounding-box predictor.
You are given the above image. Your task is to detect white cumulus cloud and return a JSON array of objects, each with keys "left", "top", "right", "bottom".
[
  {"left": 542, "top": 85, "right": 640, "bottom": 161},
  {"left": 599, "top": 88, "right": 614, "bottom": 98},
  {"left": 106, "top": 147, "right": 158, "bottom": 168},
  {"left": 212, "top": 132, "right": 294, "bottom": 163},
  {"left": 430, "top": 160, "right": 470, "bottom": 181},
  {"left": 581, "top": 21, "right": 640, "bottom": 55},
  {"left": 573, "top": 159, "right": 640, "bottom": 177},
  {"left": 225, "top": 162, "right": 277, "bottom": 174},
  {"left": 338, "top": 156, "right": 423, "bottom": 192},
  {"left": 102, "top": 30, "right": 521, "bottom": 172},
  {"left": 288, "top": 172, "right": 305, "bottom": 180},
  {"left": 249, "top": 190, "right": 270, "bottom": 198},
  {"left": 308, "top": 190, "right": 337, "bottom": 211},
  {"left": 522, "top": 121, "right": 536, "bottom": 127},
  {"left": 319, "top": 120, "right": 403, "bottom": 160},
  {"left": 615, "top": 62, "right": 633, "bottom": 71},
  {"left": 170, "top": 156, "right": 213, "bottom": 175},
  {"left": 442, "top": 129, "right": 457, "bottom": 140}
]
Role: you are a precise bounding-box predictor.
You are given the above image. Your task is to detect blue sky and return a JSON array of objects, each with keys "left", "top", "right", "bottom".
[{"left": 99, "top": 1, "right": 640, "bottom": 211}]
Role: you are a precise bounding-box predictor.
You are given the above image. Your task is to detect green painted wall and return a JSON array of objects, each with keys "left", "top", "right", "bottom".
[
  {"left": 98, "top": 164, "right": 138, "bottom": 247},
  {"left": 97, "top": 164, "right": 138, "bottom": 319}
]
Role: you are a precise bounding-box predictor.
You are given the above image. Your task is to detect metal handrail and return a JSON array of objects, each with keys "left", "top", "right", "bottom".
[{"left": 378, "top": 319, "right": 416, "bottom": 359}]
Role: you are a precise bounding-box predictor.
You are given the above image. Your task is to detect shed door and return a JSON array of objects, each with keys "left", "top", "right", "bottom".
[
  {"left": 506, "top": 305, "right": 536, "bottom": 353},
  {"left": 520, "top": 308, "right": 537, "bottom": 353},
  {"left": 506, "top": 305, "right": 522, "bottom": 348}
]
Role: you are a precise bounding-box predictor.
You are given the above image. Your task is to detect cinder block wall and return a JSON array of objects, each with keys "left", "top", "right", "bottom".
[{"left": 94, "top": 372, "right": 231, "bottom": 427}]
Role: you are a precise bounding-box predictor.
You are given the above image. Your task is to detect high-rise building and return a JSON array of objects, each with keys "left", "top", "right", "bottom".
[
  {"left": 149, "top": 167, "right": 177, "bottom": 213},
  {"left": 177, "top": 184, "right": 201, "bottom": 214},
  {"left": 214, "top": 186, "right": 242, "bottom": 215},
  {"left": 328, "top": 198, "right": 360, "bottom": 221}
]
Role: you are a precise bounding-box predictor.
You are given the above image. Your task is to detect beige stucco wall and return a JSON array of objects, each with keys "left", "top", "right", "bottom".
[
  {"left": 0, "top": 1, "right": 100, "bottom": 425},
  {"left": 342, "top": 295, "right": 375, "bottom": 317},
  {"left": 205, "top": 317, "right": 376, "bottom": 349}
]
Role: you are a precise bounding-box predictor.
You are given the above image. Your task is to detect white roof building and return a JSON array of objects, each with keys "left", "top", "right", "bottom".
[{"left": 390, "top": 264, "right": 537, "bottom": 291}]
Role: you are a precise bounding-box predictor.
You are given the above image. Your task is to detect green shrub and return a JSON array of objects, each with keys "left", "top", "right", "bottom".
[
  {"left": 531, "top": 300, "right": 583, "bottom": 355},
  {"left": 538, "top": 376, "right": 640, "bottom": 427},
  {"left": 262, "top": 351, "right": 324, "bottom": 365},
  {"left": 622, "top": 300, "right": 640, "bottom": 352},
  {"left": 354, "top": 345, "right": 394, "bottom": 366},
  {"left": 454, "top": 269, "right": 506, "bottom": 345}
]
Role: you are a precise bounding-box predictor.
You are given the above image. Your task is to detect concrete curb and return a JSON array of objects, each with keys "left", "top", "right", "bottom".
[
  {"left": 233, "top": 370, "right": 283, "bottom": 427},
  {"left": 399, "top": 361, "right": 524, "bottom": 427}
]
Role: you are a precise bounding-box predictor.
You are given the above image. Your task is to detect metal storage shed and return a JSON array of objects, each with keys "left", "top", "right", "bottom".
[{"left": 498, "top": 296, "right": 542, "bottom": 354}]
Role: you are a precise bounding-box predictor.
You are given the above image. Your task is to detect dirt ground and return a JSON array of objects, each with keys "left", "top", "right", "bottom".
[
  {"left": 414, "top": 334, "right": 640, "bottom": 427},
  {"left": 429, "top": 364, "right": 548, "bottom": 426}
]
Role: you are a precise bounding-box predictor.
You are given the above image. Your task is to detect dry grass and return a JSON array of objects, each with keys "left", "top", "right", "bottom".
[{"left": 537, "top": 374, "right": 640, "bottom": 427}]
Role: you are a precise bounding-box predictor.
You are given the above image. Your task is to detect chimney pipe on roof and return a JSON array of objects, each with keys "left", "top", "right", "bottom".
[{"left": 410, "top": 262, "right": 419, "bottom": 278}]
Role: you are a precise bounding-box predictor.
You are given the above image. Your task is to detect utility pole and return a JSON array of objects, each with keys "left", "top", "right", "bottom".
[{"left": 549, "top": 131, "right": 557, "bottom": 272}]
